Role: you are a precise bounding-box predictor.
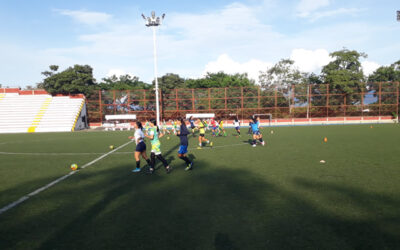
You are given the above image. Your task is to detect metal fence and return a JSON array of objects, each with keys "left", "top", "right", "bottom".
[{"left": 86, "top": 82, "right": 399, "bottom": 123}]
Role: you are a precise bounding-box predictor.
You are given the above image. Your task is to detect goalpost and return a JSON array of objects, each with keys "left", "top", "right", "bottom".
[{"left": 253, "top": 113, "right": 272, "bottom": 127}]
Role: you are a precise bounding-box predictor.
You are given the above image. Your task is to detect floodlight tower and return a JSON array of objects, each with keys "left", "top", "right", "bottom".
[{"left": 142, "top": 11, "right": 165, "bottom": 127}]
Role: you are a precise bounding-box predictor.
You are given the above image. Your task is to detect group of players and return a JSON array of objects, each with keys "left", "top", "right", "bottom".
[{"left": 128, "top": 115, "right": 264, "bottom": 174}]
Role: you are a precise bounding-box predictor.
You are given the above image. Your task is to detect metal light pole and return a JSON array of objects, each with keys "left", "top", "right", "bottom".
[{"left": 142, "top": 11, "right": 165, "bottom": 127}]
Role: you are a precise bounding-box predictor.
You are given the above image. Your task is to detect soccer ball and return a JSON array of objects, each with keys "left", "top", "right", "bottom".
[
  {"left": 71, "top": 164, "right": 78, "bottom": 171},
  {"left": 109, "top": 145, "right": 114, "bottom": 150},
  {"left": 167, "top": 136, "right": 170, "bottom": 140}
]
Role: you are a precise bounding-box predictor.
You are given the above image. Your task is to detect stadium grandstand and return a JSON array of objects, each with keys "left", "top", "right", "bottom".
[{"left": 0, "top": 88, "right": 87, "bottom": 133}]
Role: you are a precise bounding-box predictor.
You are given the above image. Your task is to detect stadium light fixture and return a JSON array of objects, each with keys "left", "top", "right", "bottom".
[
  {"left": 397, "top": 10, "right": 400, "bottom": 21},
  {"left": 142, "top": 11, "right": 165, "bottom": 127}
]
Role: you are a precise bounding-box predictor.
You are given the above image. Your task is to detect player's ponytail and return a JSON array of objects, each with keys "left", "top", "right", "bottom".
[
  {"left": 136, "top": 121, "right": 143, "bottom": 130},
  {"left": 150, "top": 119, "right": 159, "bottom": 133}
]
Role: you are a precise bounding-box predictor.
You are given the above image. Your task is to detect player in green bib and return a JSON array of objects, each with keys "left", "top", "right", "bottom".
[
  {"left": 197, "top": 118, "right": 212, "bottom": 148},
  {"left": 145, "top": 119, "right": 172, "bottom": 174}
]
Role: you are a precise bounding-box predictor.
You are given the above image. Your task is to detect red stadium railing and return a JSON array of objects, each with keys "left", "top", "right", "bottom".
[{"left": 86, "top": 82, "right": 399, "bottom": 123}]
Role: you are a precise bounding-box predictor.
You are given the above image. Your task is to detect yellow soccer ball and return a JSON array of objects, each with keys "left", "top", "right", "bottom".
[
  {"left": 71, "top": 164, "right": 78, "bottom": 171},
  {"left": 109, "top": 145, "right": 114, "bottom": 150}
]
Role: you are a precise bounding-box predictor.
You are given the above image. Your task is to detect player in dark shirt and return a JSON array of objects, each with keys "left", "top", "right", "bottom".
[{"left": 176, "top": 118, "right": 193, "bottom": 171}]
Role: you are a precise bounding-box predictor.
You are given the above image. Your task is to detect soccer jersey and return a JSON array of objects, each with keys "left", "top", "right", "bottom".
[
  {"left": 148, "top": 127, "right": 161, "bottom": 154},
  {"left": 219, "top": 121, "right": 224, "bottom": 128},
  {"left": 251, "top": 121, "right": 260, "bottom": 132},
  {"left": 177, "top": 124, "right": 190, "bottom": 146},
  {"left": 134, "top": 129, "right": 145, "bottom": 145},
  {"left": 233, "top": 121, "right": 240, "bottom": 127},
  {"left": 198, "top": 121, "right": 206, "bottom": 134}
]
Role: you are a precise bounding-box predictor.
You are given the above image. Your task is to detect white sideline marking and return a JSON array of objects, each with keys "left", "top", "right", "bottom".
[{"left": 0, "top": 140, "right": 133, "bottom": 215}]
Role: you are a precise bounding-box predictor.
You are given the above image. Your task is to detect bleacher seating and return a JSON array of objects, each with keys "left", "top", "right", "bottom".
[{"left": 0, "top": 94, "right": 84, "bottom": 133}]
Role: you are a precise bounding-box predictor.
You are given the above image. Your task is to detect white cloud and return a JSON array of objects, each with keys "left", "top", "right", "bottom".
[
  {"left": 203, "top": 54, "right": 273, "bottom": 82},
  {"left": 361, "top": 61, "right": 380, "bottom": 76},
  {"left": 290, "top": 49, "right": 333, "bottom": 73},
  {"left": 56, "top": 9, "right": 112, "bottom": 25},
  {"left": 309, "top": 8, "right": 364, "bottom": 22},
  {"left": 296, "top": 0, "right": 330, "bottom": 17}
]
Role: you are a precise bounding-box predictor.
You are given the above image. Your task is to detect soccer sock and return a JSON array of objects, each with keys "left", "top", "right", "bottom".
[
  {"left": 150, "top": 153, "right": 156, "bottom": 168},
  {"left": 179, "top": 156, "right": 191, "bottom": 165},
  {"left": 157, "top": 154, "right": 169, "bottom": 168},
  {"left": 238, "top": 130, "right": 241, "bottom": 135},
  {"left": 146, "top": 159, "right": 151, "bottom": 166},
  {"left": 253, "top": 140, "right": 256, "bottom": 145},
  {"left": 259, "top": 138, "right": 263, "bottom": 142},
  {"left": 136, "top": 160, "right": 140, "bottom": 169}
]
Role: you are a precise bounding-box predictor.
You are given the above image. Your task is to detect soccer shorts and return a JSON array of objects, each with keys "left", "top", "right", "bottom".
[
  {"left": 199, "top": 133, "right": 205, "bottom": 137},
  {"left": 252, "top": 131, "right": 261, "bottom": 136},
  {"left": 135, "top": 141, "right": 147, "bottom": 152},
  {"left": 178, "top": 145, "right": 188, "bottom": 154},
  {"left": 235, "top": 126, "right": 240, "bottom": 130}
]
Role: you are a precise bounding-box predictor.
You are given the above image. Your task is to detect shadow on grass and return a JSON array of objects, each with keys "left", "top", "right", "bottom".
[{"left": 0, "top": 161, "right": 399, "bottom": 250}]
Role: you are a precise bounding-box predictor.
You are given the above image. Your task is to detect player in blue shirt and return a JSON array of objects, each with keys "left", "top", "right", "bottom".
[
  {"left": 189, "top": 116, "right": 196, "bottom": 137},
  {"left": 251, "top": 116, "right": 265, "bottom": 147},
  {"left": 176, "top": 118, "right": 193, "bottom": 171}
]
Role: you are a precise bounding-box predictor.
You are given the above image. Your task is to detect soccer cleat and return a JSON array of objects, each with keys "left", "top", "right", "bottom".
[
  {"left": 261, "top": 141, "right": 265, "bottom": 146},
  {"left": 210, "top": 142, "right": 213, "bottom": 147},
  {"left": 185, "top": 162, "right": 193, "bottom": 171},
  {"left": 132, "top": 168, "right": 141, "bottom": 173},
  {"left": 166, "top": 166, "right": 172, "bottom": 174},
  {"left": 146, "top": 168, "right": 155, "bottom": 174},
  {"left": 252, "top": 144, "right": 256, "bottom": 147}
]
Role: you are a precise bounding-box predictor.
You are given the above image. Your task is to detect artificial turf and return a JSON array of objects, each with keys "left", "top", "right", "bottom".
[{"left": 0, "top": 124, "right": 399, "bottom": 249}]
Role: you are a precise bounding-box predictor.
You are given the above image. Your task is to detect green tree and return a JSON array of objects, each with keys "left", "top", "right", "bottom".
[
  {"left": 99, "top": 74, "right": 150, "bottom": 90},
  {"left": 259, "top": 59, "right": 304, "bottom": 90},
  {"left": 368, "top": 60, "right": 400, "bottom": 82},
  {"left": 321, "top": 49, "right": 367, "bottom": 95},
  {"left": 41, "top": 65, "right": 97, "bottom": 96},
  {"left": 153, "top": 73, "right": 185, "bottom": 91},
  {"left": 186, "top": 72, "right": 255, "bottom": 88}
]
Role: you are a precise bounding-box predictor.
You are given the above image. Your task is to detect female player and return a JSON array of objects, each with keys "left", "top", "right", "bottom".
[
  {"left": 189, "top": 116, "right": 196, "bottom": 137},
  {"left": 197, "top": 118, "right": 212, "bottom": 148},
  {"left": 219, "top": 119, "right": 227, "bottom": 137},
  {"left": 176, "top": 118, "right": 193, "bottom": 171},
  {"left": 233, "top": 117, "right": 241, "bottom": 136},
  {"left": 145, "top": 119, "right": 172, "bottom": 174},
  {"left": 211, "top": 118, "right": 219, "bottom": 136},
  {"left": 129, "top": 121, "right": 151, "bottom": 173},
  {"left": 250, "top": 116, "right": 265, "bottom": 147}
]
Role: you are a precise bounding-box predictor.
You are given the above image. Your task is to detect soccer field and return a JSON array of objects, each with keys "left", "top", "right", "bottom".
[{"left": 0, "top": 125, "right": 399, "bottom": 249}]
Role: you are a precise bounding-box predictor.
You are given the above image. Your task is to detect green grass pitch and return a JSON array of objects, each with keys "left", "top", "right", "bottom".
[{"left": 0, "top": 125, "right": 399, "bottom": 249}]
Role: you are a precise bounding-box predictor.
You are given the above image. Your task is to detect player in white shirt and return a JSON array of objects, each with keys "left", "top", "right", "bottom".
[
  {"left": 129, "top": 121, "right": 151, "bottom": 173},
  {"left": 233, "top": 117, "right": 241, "bottom": 136}
]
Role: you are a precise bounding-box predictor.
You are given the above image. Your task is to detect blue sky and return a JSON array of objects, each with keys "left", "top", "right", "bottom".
[{"left": 0, "top": 0, "right": 399, "bottom": 87}]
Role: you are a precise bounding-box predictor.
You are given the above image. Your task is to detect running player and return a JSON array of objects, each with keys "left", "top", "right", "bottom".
[
  {"left": 248, "top": 116, "right": 253, "bottom": 135},
  {"left": 129, "top": 121, "right": 151, "bottom": 173},
  {"left": 160, "top": 119, "right": 170, "bottom": 134},
  {"left": 189, "top": 116, "right": 196, "bottom": 137},
  {"left": 197, "top": 118, "right": 212, "bottom": 148},
  {"left": 145, "top": 119, "right": 172, "bottom": 174},
  {"left": 233, "top": 117, "right": 241, "bottom": 136},
  {"left": 211, "top": 118, "right": 219, "bottom": 136},
  {"left": 176, "top": 118, "right": 193, "bottom": 171},
  {"left": 219, "top": 119, "right": 227, "bottom": 137},
  {"left": 250, "top": 116, "right": 265, "bottom": 147},
  {"left": 172, "top": 120, "right": 179, "bottom": 135}
]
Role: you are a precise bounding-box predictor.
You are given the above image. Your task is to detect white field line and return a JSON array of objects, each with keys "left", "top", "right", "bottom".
[
  {"left": 0, "top": 142, "right": 250, "bottom": 156},
  {"left": 0, "top": 140, "right": 133, "bottom": 216}
]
